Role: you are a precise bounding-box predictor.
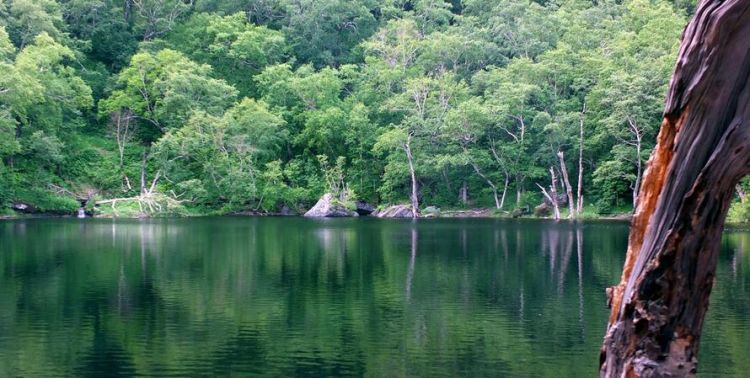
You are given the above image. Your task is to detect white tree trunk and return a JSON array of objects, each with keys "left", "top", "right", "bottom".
[
  {"left": 470, "top": 161, "right": 500, "bottom": 209},
  {"left": 558, "top": 151, "right": 575, "bottom": 219},
  {"left": 140, "top": 149, "right": 147, "bottom": 196},
  {"left": 500, "top": 174, "right": 509, "bottom": 210},
  {"left": 577, "top": 104, "right": 586, "bottom": 215},
  {"left": 549, "top": 167, "right": 560, "bottom": 220},
  {"left": 404, "top": 136, "right": 419, "bottom": 218},
  {"left": 459, "top": 180, "right": 468, "bottom": 205}
]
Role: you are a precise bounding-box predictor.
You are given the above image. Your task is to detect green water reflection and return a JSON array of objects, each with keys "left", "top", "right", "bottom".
[{"left": 0, "top": 218, "right": 747, "bottom": 377}]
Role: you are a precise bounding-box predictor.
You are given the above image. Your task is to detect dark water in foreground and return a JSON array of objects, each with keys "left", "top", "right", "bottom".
[{"left": 0, "top": 217, "right": 748, "bottom": 377}]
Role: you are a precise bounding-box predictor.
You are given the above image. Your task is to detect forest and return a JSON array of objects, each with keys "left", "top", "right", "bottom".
[{"left": 2, "top": 0, "right": 729, "bottom": 219}]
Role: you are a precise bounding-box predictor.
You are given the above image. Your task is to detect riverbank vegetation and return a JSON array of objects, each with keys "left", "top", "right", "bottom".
[{"left": 3, "top": 0, "right": 734, "bottom": 219}]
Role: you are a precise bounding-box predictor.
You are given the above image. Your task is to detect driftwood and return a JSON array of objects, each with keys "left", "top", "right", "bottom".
[
  {"left": 600, "top": 2, "right": 750, "bottom": 376},
  {"left": 94, "top": 170, "right": 182, "bottom": 215}
]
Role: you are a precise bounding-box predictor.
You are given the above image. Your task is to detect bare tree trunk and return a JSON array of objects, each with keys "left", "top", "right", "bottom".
[
  {"left": 538, "top": 167, "right": 561, "bottom": 221},
  {"left": 489, "top": 143, "right": 510, "bottom": 210},
  {"left": 500, "top": 173, "right": 509, "bottom": 210},
  {"left": 516, "top": 186, "right": 522, "bottom": 207},
  {"left": 8, "top": 121, "right": 22, "bottom": 169},
  {"left": 577, "top": 104, "right": 586, "bottom": 215},
  {"left": 113, "top": 110, "right": 134, "bottom": 191},
  {"left": 470, "top": 161, "right": 500, "bottom": 209},
  {"left": 558, "top": 151, "right": 575, "bottom": 219},
  {"left": 404, "top": 135, "right": 419, "bottom": 218},
  {"left": 601, "top": 4, "right": 750, "bottom": 376},
  {"left": 459, "top": 180, "right": 468, "bottom": 205},
  {"left": 140, "top": 149, "right": 147, "bottom": 196},
  {"left": 549, "top": 167, "right": 560, "bottom": 220}
]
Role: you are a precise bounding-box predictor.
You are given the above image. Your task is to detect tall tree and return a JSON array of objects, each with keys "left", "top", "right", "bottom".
[
  {"left": 0, "top": 30, "right": 92, "bottom": 167},
  {"left": 282, "top": 0, "right": 378, "bottom": 67},
  {"left": 131, "top": 0, "right": 194, "bottom": 41},
  {"left": 475, "top": 58, "right": 546, "bottom": 207},
  {"left": 99, "top": 49, "right": 237, "bottom": 194},
  {"left": 3, "top": 0, "right": 64, "bottom": 48},
  {"left": 168, "top": 12, "right": 288, "bottom": 96},
  {"left": 154, "top": 98, "right": 288, "bottom": 210}
]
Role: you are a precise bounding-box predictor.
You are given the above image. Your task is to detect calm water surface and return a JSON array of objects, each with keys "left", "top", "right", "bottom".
[{"left": 0, "top": 217, "right": 748, "bottom": 377}]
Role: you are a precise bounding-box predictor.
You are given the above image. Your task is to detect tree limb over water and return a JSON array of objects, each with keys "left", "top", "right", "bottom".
[{"left": 600, "top": 1, "right": 750, "bottom": 376}]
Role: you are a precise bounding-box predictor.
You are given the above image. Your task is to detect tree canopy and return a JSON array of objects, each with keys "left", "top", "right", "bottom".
[{"left": 0, "top": 0, "right": 712, "bottom": 218}]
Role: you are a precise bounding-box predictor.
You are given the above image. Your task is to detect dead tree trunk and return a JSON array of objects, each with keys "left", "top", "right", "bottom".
[
  {"left": 600, "top": 3, "right": 750, "bottom": 376},
  {"left": 459, "top": 180, "right": 468, "bottom": 205},
  {"left": 404, "top": 134, "right": 419, "bottom": 218},
  {"left": 538, "top": 167, "right": 561, "bottom": 221},
  {"left": 558, "top": 151, "right": 575, "bottom": 219},
  {"left": 577, "top": 103, "right": 586, "bottom": 215},
  {"left": 550, "top": 168, "right": 560, "bottom": 220},
  {"left": 140, "top": 149, "right": 147, "bottom": 196},
  {"left": 470, "top": 161, "right": 501, "bottom": 209}
]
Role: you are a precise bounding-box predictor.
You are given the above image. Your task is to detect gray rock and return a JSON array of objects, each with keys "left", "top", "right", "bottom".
[
  {"left": 355, "top": 201, "right": 376, "bottom": 216},
  {"left": 376, "top": 204, "right": 416, "bottom": 218},
  {"left": 534, "top": 203, "right": 550, "bottom": 217},
  {"left": 304, "top": 193, "right": 358, "bottom": 217},
  {"left": 279, "top": 205, "right": 297, "bottom": 216},
  {"left": 422, "top": 206, "right": 440, "bottom": 218},
  {"left": 11, "top": 202, "right": 37, "bottom": 213}
]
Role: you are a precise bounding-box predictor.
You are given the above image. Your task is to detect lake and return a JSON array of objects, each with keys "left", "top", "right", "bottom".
[{"left": 0, "top": 217, "right": 748, "bottom": 377}]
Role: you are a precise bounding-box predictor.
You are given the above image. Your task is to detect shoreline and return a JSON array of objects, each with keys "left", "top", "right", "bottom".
[{"left": 1, "top": 208, "right": 636, "bottom": 222}]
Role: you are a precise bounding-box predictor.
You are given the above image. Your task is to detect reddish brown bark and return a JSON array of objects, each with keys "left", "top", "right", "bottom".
[{"left": 600, "top": 1, "right": 750, "bottom": 376}]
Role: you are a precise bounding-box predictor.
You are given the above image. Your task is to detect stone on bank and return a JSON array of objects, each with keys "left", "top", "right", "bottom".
[{"left": 304, "top": 193, "right": 358, "bottom": 217}]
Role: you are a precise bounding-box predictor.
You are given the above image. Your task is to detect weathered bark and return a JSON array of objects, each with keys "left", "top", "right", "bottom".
[
  {"left": 549, "top": 167, "right": 560, "bottom": 221},
  {"left": 558, "top": 151, "right": 575, "bottom": 219},
  {"left": 537, "top": 167, "right": 560, "bottom": 221},
  {"left": 600, "top": 2, "right": 750, "bottom": 376},
  {"left": 404, "top": 135, "right": 419, "bottom": 218},
  {"left": 500, "top": 174, "right": 509, "bottom": 210}
]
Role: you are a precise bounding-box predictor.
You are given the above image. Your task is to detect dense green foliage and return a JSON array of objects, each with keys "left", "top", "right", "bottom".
[{"left": 0, "top": 0, "right": 716, "bottom": 216}]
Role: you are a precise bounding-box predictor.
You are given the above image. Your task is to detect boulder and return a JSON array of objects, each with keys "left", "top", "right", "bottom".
[
  {"left": 279, "top": 205, "right": 297, "bottom": 216},
  {"left": 376, "top": 204, "right": 416, "bottom": 218},
  {"left": 304, "top": 193, "right": 358, "bottom": 217},
  {"left": 534, "top": 203, "right": 551, "bottom": 217},
  {"left": 355, "top": 201, "right": 376, "bottom": 216},
  {"left": 11, "top": 202, "right": 37, "bottom": 213},
  {"left": 422, "top": 206, "right": 440, "bottom": 218}
]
